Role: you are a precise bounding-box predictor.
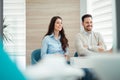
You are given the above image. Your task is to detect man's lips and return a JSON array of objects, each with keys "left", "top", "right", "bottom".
[{"left": 87, "top": 25, "right": 92, "bottom": 27}]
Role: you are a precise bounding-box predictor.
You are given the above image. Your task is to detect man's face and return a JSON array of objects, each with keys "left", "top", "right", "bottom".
[{"left": 82, "top": 17, "right": 93, "bottom": 32}]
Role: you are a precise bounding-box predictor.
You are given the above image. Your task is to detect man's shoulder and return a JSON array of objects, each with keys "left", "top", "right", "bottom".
[
  {"left": 93, "top": 31, "right": 103, "bottom": 38},
  {"left": 76, "top": 31, "right": 84, "bottom": 35},
  {"left": 75, "top": 32, "right": 85, "bottom": 39},
  {"left": 93, "top": 31, "right": 101, "bottom": 34}
]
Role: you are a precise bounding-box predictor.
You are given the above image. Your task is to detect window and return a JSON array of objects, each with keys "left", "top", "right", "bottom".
[
  {"left": 87, "top": 0, "right": 113, "bottom": 50},
  {"left": 4, "top": 0, "right": 26, "bottom": 55},
  {"left": 3, "top": 0, "right": 26, "bottom": 70}
]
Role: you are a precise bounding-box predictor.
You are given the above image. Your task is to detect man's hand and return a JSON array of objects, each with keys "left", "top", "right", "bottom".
[
  {"left": 98, "top": 47, "right": 105, "bottom": 52},
  {"left": 83, "top": 45, "right": 88, "bottom": 48}
]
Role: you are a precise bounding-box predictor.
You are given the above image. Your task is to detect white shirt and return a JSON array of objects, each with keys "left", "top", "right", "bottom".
[{"left": 75, "top": 30, "right": 106, "bottom": 55}]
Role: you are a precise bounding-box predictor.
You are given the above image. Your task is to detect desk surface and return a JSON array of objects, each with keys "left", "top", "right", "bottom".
[
  {"left": 70, "top": 57, "right": 93, "bottom": 68},
  {"left": 70, "top": 54, "right": 120, "bottom": 80}
]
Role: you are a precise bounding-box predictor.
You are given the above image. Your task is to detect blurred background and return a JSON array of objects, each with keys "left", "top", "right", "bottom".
[{"left": 1, "top": 0, "right": 120, "bottom": 71}]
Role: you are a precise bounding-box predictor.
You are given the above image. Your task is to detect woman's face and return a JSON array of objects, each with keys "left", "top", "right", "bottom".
[{"left": 54, "top": 18, "right": 63, "bottom": 32}]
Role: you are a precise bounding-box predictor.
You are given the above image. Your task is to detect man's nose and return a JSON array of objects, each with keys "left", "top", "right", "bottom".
[{"left": 88, "top": 23, "right": 92, "bottom": 25}]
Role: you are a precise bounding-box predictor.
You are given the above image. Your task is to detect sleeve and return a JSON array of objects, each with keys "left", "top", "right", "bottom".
[
  {"left": 75, "top": 33, "right": 94, "bottom": 56},
  {"left": 41, "top": 36, "right": 48, "bottom": 58},
  {"left": 91, "top": 32, "right": 106, "bottom": 52}
]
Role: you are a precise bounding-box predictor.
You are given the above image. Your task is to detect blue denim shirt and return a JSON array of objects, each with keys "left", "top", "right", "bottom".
[{"left": 41, "top": 33, "right": 68, "bottom": 57}]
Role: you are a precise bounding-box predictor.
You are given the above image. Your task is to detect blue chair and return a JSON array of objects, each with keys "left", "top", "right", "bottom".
[
  {"left": 74, "top": 52, "right": 78, "bottom": 57},
  {"left": 31, "top": 49, "right": 41, "bottom": 65}
]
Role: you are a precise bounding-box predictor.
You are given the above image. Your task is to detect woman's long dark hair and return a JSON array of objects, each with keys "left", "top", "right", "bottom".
[{"left": 45, "top": 16, "right": 69, "bottom": 52}]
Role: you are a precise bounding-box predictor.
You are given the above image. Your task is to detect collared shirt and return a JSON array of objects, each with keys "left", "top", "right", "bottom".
[
  {"left": 41, "top": 33, "right": 68, "bottom": 57},
  {"left": 75, "top": 29, "right": 106, "bottom": 55},
  {"left": 83, "top": 30, "right": 92, "bottom": 49}
]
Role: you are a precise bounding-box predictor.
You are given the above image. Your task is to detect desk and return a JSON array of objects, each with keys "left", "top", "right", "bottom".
[
  {"left": 70, "top": 57, "right": 93, "bottom": 68},
  {"left": 70, "top": 54, "right": 120, "bottom": 80},
  {"left": 25, "top": 55, "right": 85, "bottom": 80},
  {"left": 70, "top": 57, "right": 97, "bottom": 80}
]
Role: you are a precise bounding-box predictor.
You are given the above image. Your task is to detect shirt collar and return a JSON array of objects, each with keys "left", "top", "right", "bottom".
[
  {"left": 83, "top": 29, "right": 92, "bottom": 35},
  {"left": 50, "top": 33, "right": 61, "bottom": 39}
]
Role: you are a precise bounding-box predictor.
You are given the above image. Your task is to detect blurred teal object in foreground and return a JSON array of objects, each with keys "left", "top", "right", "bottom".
[{"left": 0, "top": 42, "right": 26, "bottom": 80}]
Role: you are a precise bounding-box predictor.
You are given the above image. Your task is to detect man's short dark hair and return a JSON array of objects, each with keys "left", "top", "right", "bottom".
[{"left": 82, "top": 14, "right": 92, "bottom": 22}]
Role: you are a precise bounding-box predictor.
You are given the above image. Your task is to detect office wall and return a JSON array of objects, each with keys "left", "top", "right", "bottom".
[{"left": 26, "top": 0, "right": 80, "bottom": 65}]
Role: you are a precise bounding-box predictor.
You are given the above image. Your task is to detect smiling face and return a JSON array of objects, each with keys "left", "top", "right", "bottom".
[
  {"left": 54, "top": 18, "right": 63, "bottom": 32},
  {"left": 82, "top": 17, "right": 93, "bottom": 32}
]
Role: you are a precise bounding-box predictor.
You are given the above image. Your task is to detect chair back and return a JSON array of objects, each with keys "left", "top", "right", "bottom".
[
  {"left": 74, "top": 52, "right": 78, "bottom": 57},
  {"left": 31, "top": 49, "right": 41, "bottom": 65}
]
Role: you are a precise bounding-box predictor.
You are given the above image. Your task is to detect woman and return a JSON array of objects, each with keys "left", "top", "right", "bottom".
[{"left": 41, "top": 16, "right": 69, "bottom": 60}]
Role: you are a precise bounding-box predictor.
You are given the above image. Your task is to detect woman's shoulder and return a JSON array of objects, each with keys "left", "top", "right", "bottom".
[
  {"left": 43, "top": 35, "right": 54, "bottom": 40},
  {"left": 94, "top": 31, "right": 100, "bottom": 34},
  {"left": 44, "top": 35, "right": 50, "bottom": 38},
  {"left": 43, "top": 35, "right": 50, "bottom": 40}
]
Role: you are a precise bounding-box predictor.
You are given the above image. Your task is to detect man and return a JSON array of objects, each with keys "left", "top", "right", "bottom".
[
  {"left": 75, "top": 14, "right": 106, "bottom": 56},
  {"left": 74, "top": 14, "right": 108, "bottom": 80}
]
